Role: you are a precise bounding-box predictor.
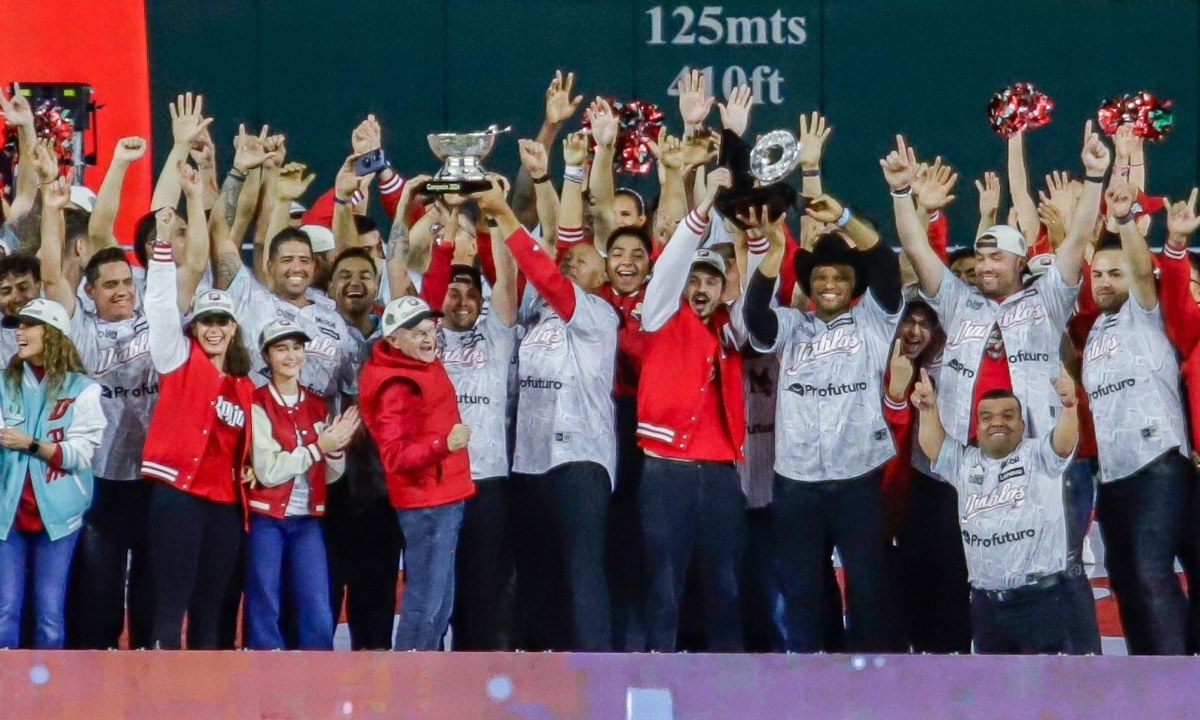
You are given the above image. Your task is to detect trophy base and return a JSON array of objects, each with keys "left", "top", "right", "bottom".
[{"left": 422, "top": 178, "right": 493, "bottom": 195}]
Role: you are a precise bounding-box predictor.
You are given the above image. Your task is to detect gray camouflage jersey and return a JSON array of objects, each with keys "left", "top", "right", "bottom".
[
  {"left": 935, "top": 435, "right": 1072, "bottom": 591},
  {"left": 1082, "top": 299, "right": 1189, "bottom": 483},
  {"left": 69, "top": 309, "right": 158, "bottom": 481}
]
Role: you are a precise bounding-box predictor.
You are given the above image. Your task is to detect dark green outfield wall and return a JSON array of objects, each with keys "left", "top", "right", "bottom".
[{"left": 147, "top": 0, "right": 1199, "bottom": 243}]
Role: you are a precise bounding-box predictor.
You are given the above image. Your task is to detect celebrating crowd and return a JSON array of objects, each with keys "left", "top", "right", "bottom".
[{"left": 1, "top": 68, "right": 1200, "bottom": 656}]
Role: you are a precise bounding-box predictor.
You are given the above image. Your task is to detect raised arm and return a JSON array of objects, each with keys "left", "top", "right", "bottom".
[
  {"left": 514, "top": 71, "right": 581, "bottom": 230},
  {"left": 176, "top": 163, "right": 210, "bottom": 308},
  {"left": 911, "top": 368, "right": 946, "bottom": 465},
  {"left": 187, "top": 128, "right": 220, "bottom": 211},
  {"left": 1050, "top": 373, "right": 1079, "bottom": 459},
  {"left": 1057, "top": 121, "right": 1111, "bottom": 286},
  {"left": 804, "top": 193, "right": 901, "bottom": 313},
  {"left": 145, "top": 209, "right": 191, "bottom": 373},
  {"left": 152, "top": 93, "right": 213, "bottom": 211},
  {"left": 517, "top": 139, "right": 558, "bottom": 249},
  {"left": 1161, "top": 189, "right": 1200, "bottom": 354},
  {"left": 37, "top": 175, "right": 77, "bottom": 316},
  {"left": 556, "top": 131, "right": 590, "bottom": 252},
  {"left": 882, "top": 135, "right": 944, "bottom": 296},
  {"left": 331, "top": 156, "right": 361, "bottom": 251},
  {"left": 88, "top": 137, "right": 147, "bottom": 252},
  {"left": 211, "top": 126, "right": 277, "bottom": 290},
  {"left": 587, "top": 99, "right": 620, "bottom": 247},
  {"left": 1006, "top": 131, "right": 1040, "bottom": 244},
  {"left": 478, "top": 176, "right": 520, "bottom": 328},
  {"left": 974, "top": 171, "right": 1001, "bottom": 240},
  {"left": 384, "top": 173, "right": 431, "bottom": 300},
  {"left": 1106, "top": 179, "right": 1156, "bottom": 311},
  {"left": 0, "top": 85, "right": 39, "bottom": 221}
]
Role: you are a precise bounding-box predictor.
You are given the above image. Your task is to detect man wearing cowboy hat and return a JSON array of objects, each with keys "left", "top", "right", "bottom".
[{"left": 742, "top": 192, "right": 903, "bottom": 652}]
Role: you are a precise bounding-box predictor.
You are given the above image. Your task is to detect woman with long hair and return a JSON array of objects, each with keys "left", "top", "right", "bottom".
[
  {"left": 141, "top": 209, "right": 256, "bottom": 649},
  {"left": 245, "top": 318, "right": 359, "bottom": 650},
  {"left": 0, "top": 298, "right": 105, "bottom": 648}
]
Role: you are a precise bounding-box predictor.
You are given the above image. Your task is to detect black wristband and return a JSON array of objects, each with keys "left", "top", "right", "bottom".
[
  {"left": 801, "top": 168, "right": 821, "bottom": 178},
  {"left": 1116, "top": 212, "right": 1136, "bottom": 225},
  {"left": 228, "top": 168, "right": 248, "bottom": 182},
  {"left": 532, "top": 174, "right": 551, "bottom": 185},
  {"left": 27, "top": 439, "right": 39, "bottom": 456},
  {"left": 1084, "top": 174, "right": 1105, "bottom": 184}
]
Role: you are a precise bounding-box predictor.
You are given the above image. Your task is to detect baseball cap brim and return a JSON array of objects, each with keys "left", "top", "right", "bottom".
[
  {"left": 0, "top": 313, "right": 40, "bottom": 329},
  {"left": 261, "top": 329, "right": 311, "bottom": 351},
  {"left": 192, "top": 308, "right": 237, "bottom": 322},
  {"left": 398, "top": 309, "right": 443, "bottom": 330}
]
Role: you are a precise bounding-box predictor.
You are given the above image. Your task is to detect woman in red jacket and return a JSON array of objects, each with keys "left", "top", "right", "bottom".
[
  {"left": 141, "top": 222, "right": 256, "bottom": 650},
  {"left": 245, "top": 319, "right": 359, "bottom": 650},
  {"left": 359, "top": 295, "right": 475, "bottom": 651}
]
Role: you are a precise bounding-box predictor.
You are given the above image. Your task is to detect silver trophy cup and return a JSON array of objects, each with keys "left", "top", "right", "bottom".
[{"left": 424, "top": 124, "right": 511, "bottom": 194}]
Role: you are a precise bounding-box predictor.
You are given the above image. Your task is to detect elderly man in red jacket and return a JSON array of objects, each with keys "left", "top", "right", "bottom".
[
  {"left": 635, "top": 168, "right": 747, "bottom": 651},
  {"left": 359, "top": 295, "right": 476, "bottom": 651}
]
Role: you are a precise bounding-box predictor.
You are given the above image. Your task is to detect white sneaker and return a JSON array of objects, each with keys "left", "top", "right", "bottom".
[{"left": 1082, "top": 536, "right": 1096, "bottom": 565}]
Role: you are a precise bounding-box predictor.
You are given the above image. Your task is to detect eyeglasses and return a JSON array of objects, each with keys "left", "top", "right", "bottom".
[{"left": 196, "top": 315, "right": 233, "bottom": 327}]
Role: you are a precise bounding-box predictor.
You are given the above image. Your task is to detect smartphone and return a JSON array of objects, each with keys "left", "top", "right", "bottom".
[{"left": 353, "top": 149, "right": 387, "bottom": 177}]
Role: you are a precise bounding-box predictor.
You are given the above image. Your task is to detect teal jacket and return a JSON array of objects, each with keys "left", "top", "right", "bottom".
[{"left": 0, "top": 366, "right": 106, "bottom": 541}]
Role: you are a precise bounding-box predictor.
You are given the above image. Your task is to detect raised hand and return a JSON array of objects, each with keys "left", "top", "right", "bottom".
[
  {"left": 154, "top": 207, "right": 177, "bottom": 243},
  {"left": 30, "top": 138, "right": 60, "bottom": 184},
  {"left": 351, "top": 114, "right": 382, "bottom": 156},
  {"left": 545, "top": 70, "right": 583, "bottom": 126},
  {"left": 1037, "top": 201, "right": 1067, "bottom": 248},
  {"left": 178, "top": 161, "right": 202, "bottom": 197},
  {"left": 704, "top": 166, "right": 732, "bottom": 200},
  {"left": 916, "top": 157, "right": 958, "bottom": 211},
  {"left": 717, "top": 85, "right": 754, "bottom": 137},
  {"left": 796, "top": 111, "right": 832, "bottom": 169},
  {"left": 41, "top": 174, "right": 71, "bottom": 210},
  {"left": 879, "top": 135, "right": 918, "bottom": 191},
  {"left": 188, "top": 129, "right": 215, "bottom": 168},
  {"left": 232, "top": 124, "right": 277, "bottom": 173},
  {"left": 169, "top": 92, "right": 213, "bottom": 146},
  {"left": 1166, "top": 188, "right": 1200, "bottom": 248},
  {"left": 263, "top": 134, "right": 287, "bottom": 170},
  {"left": 651, "top": 130, "right": 685, "bottom": 171},
  {"left": 518, "top": 139, "right": 549, "bottom": 178},
  {"left": 1104, "top": 179, "right": 1137, "bottom": 219},
  {"left": 804, "top": 194, "right": 846, "bottom": 224},
  {"left": 276, "top": 162, "right": 316, "bottom": 201},
  {"left": 680, "top": 134, "right": 718, "bottom": 170},
  {"left": 910, "top": 367, "right": 937, "bottom": 411},
  {"left": 587, "top": 98, "right": 619, "bottom": 149},
  {"left": 975, "top": 171, "right": 1001, "bottom": 221},
  {"left": 334, "top": 156, "right": 359, "bottom": 199},
  {"left": 562, "top": 131, "right": 589, "bottom": 167},
  {"left": 1080, "top": 120, "right": 1111, "bottom": 176},
  {"left": 678, "top": 69, "right": 714, "bottom": 126},
  {"left": 0, "top": 83, "right": 33, "bottom": 129},
  {"left": 113, "top": 136, "right": 148, "bottom": 164},
  {"left": 397, "top": 173, "right": 434, "bottom": 215},
  {"left": 1113, "top": 124, "right": 1142, "bottom": 162},
  {"left": 468, "top": 173, "right": 512, "bottom": 217},
  {"left": 888, "top": 339, "right": 916, "bottom": 397},
  {"left": 1053, "top": 372, "right": 1077, "bottom": 409}
]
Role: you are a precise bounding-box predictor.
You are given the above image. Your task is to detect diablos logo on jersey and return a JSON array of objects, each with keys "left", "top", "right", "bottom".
[
  {"left": 785, "top": 326, "right": 862, "bottom": 373},
  {"left": 962, "top": 482, "right": 1027, "bottom": 522}
]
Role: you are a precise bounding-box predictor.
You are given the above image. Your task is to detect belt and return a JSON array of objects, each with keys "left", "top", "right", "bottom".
[{"left": 972, "top": 572, "right": 1065, "bottom": 604}]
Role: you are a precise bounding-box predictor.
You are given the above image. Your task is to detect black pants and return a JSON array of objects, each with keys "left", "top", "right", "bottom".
[
  {"left": 970, "top": 573, "right": 1101, "bottom": 655},
  {"left": 325, "top": 496, "right": 403, "bottom": 650},
  {"left": 513, "top": 462, "right": 611, "bottom": 651},
  {"left": 640, "top": 458, "right": 746, "bottom": 652},
  {"left": 607, "top": 396, "right": 646, "bottom": 651},
  {"left": 892, "top": 472, "right": 971, "bottom": 653},
  {"left": 741, "top": 506, "right": 784, "bottom": 652},
  {"left": 1097, "top": 450, "right": 1192, "bottom": 655},
  {"left": 66, "top": 478, "right": 155, "bottom": 649},
  {"left": 773, "top": 469, "right": 894, "bottom": 652},
  {"left": 452, "top": 477, "right": 518, "bottom": 650},
  {"left": 147, "top": 483, "right": 243, "bottom": 650}
]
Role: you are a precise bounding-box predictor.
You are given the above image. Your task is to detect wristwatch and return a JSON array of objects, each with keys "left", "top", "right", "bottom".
[{"left": 27, "top": 439, "right": 40, "bottom": 456}]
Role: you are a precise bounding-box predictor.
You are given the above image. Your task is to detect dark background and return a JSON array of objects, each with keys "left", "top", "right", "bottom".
[{"left": 146, "top": 0, "right": 1200, "bottom": 245}]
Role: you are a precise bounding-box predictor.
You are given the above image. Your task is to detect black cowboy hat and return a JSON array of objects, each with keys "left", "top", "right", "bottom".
[
  {"left": 794, "top": 234, "right": 868, "bottom": 299},
  {"left": 713, "top": 129, "right": 804, "bottom": 229}
]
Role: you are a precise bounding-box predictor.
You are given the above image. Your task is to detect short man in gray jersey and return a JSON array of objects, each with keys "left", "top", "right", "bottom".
[
  {"left": 913, "top": 371, "right": 1100, "bottom": 655},
  {"left": 1082, "top": 181, "right": 1193, "bottom": 655}
]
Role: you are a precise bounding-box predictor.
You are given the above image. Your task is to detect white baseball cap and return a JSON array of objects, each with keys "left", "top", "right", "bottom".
[
  {"left": 381, "top": 296, "right": 442, "bottom": 337},
  {"left": 189, "top": 289, "right": 238, "bottom": 323},
  {"left": 974, "top": 224, "right": 1027, "bottom": 258},
  {"left": 259, "top": 317, "right": 311, "bottom": 351},
  {"left": 300, "top": 224, "right": 335, "bottom": 253},
  {"left": 69, "top": 186, "right": 97, "bottom": 213},
  {"left": 2, "top": 298, "right": 70, "bottom": 335},
  {"left": 1027, "top": 253, "right": 1055, "bottom": 277},
  {"left": 289, "top": 202, "right": 307, "bottom": 217},
  {"left": 691, "top": 248, "right": 727, "bottom": 277}
]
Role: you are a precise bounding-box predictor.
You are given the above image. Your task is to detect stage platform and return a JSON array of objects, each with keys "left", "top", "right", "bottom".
[{"left": 3, "top": 650, "right": 1198, "bottom": 719}]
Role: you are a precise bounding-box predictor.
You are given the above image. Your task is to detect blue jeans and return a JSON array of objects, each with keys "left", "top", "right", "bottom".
[
  {"left": 394, "top": 501, "right": 465, "bottom": 651},
  {"left": 772, "top": 469, "right": 894, "bottom": 652},
  {"left": 1097, "top": 449, "right": 1192, "bottom": 655},
  {"left": 1063, "top": 457, "right": 1097, "bottom": 569},
  {"left": 0, "top": 530, "right": 80, "bottom": 648},
  {"left": 639, "top": 458, "right": 746, "bottom": 652},
  {"left": 245, "top": 515, "right": 334, "bottom": 650}
]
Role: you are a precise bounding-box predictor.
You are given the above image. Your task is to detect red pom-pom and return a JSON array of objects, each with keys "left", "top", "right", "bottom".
[
  {"left": 987, "top": 82, "right": 1055, "bottom": 137},
  {"left": 1097, "top": 91, "right": 1174, "bottom": 142},
  {"left": 581, "top": 97, "right": 665, "bottom": 175},
  {"left": 4, "top": 98, "right": 76, "bottom": 169}
]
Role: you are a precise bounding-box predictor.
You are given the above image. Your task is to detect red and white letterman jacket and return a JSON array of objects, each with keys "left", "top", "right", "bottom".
[
  {"left": 636, "top": 208, "right": 746, "bottom": 459},
  {"left": 140, "top": 247, "right": 255, "bottom": 495},
  {"left": 247, "top": 383, "right": 345, "bottom": 518}
]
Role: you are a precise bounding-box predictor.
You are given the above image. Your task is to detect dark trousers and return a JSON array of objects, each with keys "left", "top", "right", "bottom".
[
  {"left": 639, "top": 457, "right": 746, "bottom": 652},
  {"left": 1097, "top": 450, "right": 1191, "bottom": 655},
  {"left": 607, "top": 396, "right": 646, "bottom": 651},
  {"left": 1064, "top": 457, "right": 1097, "bottom": 570},
  {"left": 325, "top": 497, "right": 402, "bottom": 650},
  {"left": 892, "top": 472, "right": 971, "bottom": 653},
  {"left": 66, "top": 478, "right": 155, "bottom": 649},
  {"left": 513, "top": 462, "right": 611, "bottom": 651},
  {"left": 742, "top": 506, "right": 785, "bottom": 652},
  {"left": 970, "top": 573, "right": 1101, "bottom": 655},
  {"left": 147, "top": 483, "right": 243, "bottom": 650},
  {"left": 452, "top": 478, "right": 518, "bottom": 650},
  {"left": 773, "top": 469, "right": 893, "bottom": 652}
]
